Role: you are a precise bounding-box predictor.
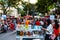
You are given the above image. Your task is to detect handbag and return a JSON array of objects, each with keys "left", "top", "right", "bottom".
[{"left": 49, "top": 34, "right": 56, "bottom": 40}]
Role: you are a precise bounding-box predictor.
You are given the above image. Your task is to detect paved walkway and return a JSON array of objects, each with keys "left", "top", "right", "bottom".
[{"left": 0, "top": 31, "right": 16, "bottom": 40}]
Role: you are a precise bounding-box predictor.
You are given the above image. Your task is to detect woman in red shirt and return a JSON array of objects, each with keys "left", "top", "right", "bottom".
[
  {"left": 35, "top": 19, "right": 40, "bottom": 26},
  {"left": 9, "top": 20, "right": 14, "bottom": 31},
  {"left": 53, "top": 20, "right": 59, "bottom": 40}
]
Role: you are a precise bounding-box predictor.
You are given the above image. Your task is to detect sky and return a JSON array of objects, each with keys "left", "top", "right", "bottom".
[{"left": 23, "top": 0, "right": 37, "bottom": 4}]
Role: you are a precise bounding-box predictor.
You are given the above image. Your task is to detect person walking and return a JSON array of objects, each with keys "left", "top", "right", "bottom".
[
  {"left": 45, "top": 19, "right": 53, "bottom": 40},
  {"left": 53, "top": 20, "right": 59, "bottom": 40}
]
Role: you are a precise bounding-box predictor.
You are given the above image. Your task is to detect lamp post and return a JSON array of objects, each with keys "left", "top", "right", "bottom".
[
  {"left": 30, "top": 0, "right": 37, "bottom": 17},
  {"left": 23, "top": 0, "right": 37, "bottom": 16}
]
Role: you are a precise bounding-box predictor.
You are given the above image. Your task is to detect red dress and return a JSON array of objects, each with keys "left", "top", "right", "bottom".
[{"left": 9, "top": 23, "right": 14, "bottom": 30}]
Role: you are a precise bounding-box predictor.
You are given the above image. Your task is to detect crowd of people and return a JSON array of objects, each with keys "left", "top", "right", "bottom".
[
  {"left": 0, "top": 14, "right": 60, "bottom": 40},
  {"left": 0, "top": 15, "right": 15, "bottom": 33}
]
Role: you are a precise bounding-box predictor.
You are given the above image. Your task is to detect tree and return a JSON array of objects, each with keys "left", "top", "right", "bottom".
[
  {"left": 0, "top": 0, "right": 21, "bottom": 14},
  {"left": 23, "top": 3, "right": 33, "bottom": 13},
  {"left": 35, "top": 0, "right": 56, "bottom": 14},
  {"left": 52, "top": 0, "right": 58, "bottom": 3}
]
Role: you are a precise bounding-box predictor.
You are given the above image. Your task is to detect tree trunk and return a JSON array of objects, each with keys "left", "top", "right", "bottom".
[
  {"left": 3, "top": 6, "right": 9, "bottom": 15},
  {"left": 3, "top": 9, "right": 7, "bottom": 15}
]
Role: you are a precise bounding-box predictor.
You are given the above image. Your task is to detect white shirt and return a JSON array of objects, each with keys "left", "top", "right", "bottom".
[
  {"left": 40, "top": 21, "right": 44, "bottom": 25},
  {"left": 16, "top": 24, "right": 20, "bottom": 31},
  {"left": 46, "top": 24, "right": 53, "bottom": 34}
]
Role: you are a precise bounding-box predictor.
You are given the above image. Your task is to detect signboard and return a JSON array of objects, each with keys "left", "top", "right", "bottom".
[
  {"left": 50, "top": 15, "right": 55, "bottom": 20},
  {"left": 33, "top": 26, "right": 42, "bottom": 30},
  {"left": 2, "top": 15, "right": 6, "bottom": 20}
]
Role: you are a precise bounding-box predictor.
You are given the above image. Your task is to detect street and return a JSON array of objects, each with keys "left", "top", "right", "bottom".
[{"left": 0, "top": 31, "right": 16, "bottom": 40}]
